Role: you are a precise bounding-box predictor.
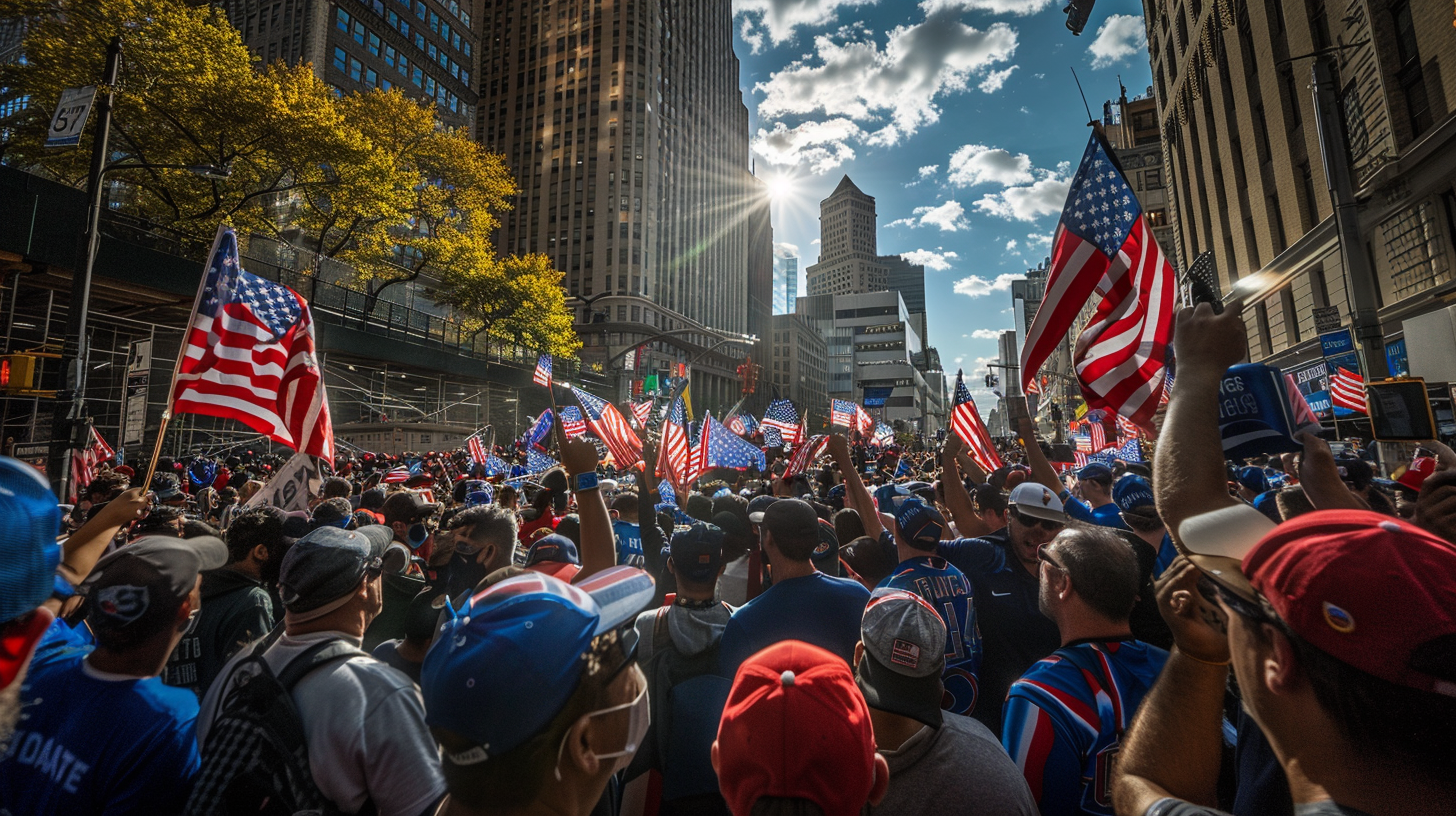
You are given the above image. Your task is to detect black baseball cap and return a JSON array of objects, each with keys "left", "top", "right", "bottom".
[
  {"left": 746, "top": 495, "right": 779, "bottom": 524},
  {"left": 81, "top": 535, "right": 228, "bottom": 634},
  {"left": 279, "top": 525, "right": 393, "bottom": 621},
  {"left": 670, "top": 522, "right": 726, "bottom": 583},
  {"left": 812, "top": 519, "right": 841, "bottom": 577},
  {"left": 381, "top": 491, "right": 441, "bottom": 526},
  {"left": 760, "top": 499, "right": 820, "bottom": 542}
]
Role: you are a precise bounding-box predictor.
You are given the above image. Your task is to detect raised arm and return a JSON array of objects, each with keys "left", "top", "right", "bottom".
[
  {"left": 559, "top": 434, "right": 614, "bottom": 583},
  {"left": 827, "top": 433, "right": 884, "bottom": 540},
  {"left": 1015, "top": 412, "right": 1064, "bottom": 495},
  {"left": 940, "top": 435, "right": 992, "bottom": 539},
  {"left": 56, "top": 487, "right": 149, "bottom": 591},
  {"left": 1295, "top": 432, "right": 1366, "bottom": 511},
  {"left": 1154, "top": 298, "right": 1248, "bottom": 545}
]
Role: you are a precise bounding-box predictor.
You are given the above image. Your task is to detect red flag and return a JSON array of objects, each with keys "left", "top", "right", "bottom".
[
  {"left": 1329, "top": 367, "right": 1368, "bottom": 414},
  {"left": 782, "top": 435, "right": 828, "bottom": 479},
  {"left": 173, "top": 227, "right": 333, "bottom": 460}
]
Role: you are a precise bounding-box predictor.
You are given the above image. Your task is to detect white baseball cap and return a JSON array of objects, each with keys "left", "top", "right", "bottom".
[{"left": 1008, "top": 482, "right": 1066, "bottom": 523}]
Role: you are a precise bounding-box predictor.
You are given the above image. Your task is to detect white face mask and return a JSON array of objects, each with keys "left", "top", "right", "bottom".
[{"left": 553, "top": 683, "right": 650, "bottom": 780}]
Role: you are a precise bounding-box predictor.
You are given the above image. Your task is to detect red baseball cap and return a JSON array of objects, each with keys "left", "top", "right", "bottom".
[
  {"left": 1396, "top": 455, "right": 1437, "bottom": 492},
  {"left": 1242, "top": 510, "right": 1456, "bottom": 698},
  {"left": 715, "top": 640, "right": 876, "bottom": 816}
]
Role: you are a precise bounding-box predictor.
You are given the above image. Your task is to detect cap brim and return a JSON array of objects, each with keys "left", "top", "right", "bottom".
[
  {"left": 748, "top": 512, "right": 766, "bottom": 524},
  {"left": 528, "top": 561, "right": 583, "bottom": 582},
  {"left": 1013, "top": 504, "right": 1067, "bottom": 523},
  {"left": 573, "top": 565, "right": 656, "bottom": 636},
  {"left": 857, "top": 652, "right": 943, "bottom": 729},
  {"left": 1176, "top": 504, "right": 1277, "bottom": 603}
]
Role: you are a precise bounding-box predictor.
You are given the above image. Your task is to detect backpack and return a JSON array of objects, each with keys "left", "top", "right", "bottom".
[
  {"left": 186, "top": 633, "right": 368, "bottom": 816},
  {"left": 643, "top": 606, "right": 733, "bottom": 813}
]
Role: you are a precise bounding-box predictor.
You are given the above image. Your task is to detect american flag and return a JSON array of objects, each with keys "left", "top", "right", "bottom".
[
  {"left": 1021, "top": 131, "right": 1174, "bottom": 430},
  {"left": 853, "top": 403, "right": 874, "bottom": 436},
  {"left": 383, "top": 467, "right": 411, "bottom": 484},
  {"left": 173, "top": 227, "right": 333, "bottom": 459},
  {"left": 533, "top": 354, "right": 553, "bottom": 387},
  {"left": 527, "top": 448, "right": 558, "bottom": 473},
  {"left": 657, "top": 479, "right": 677, "bottom": 506},
  {"left": 523, "top": 410, "right": 554, "bottom": 451},
  {"left": 1111, "top": 437, "right": 1144, "bottom": 462},
  {"left": 659, "top": 396, "right": 696, "bottom": 487},
  {"left": 70, "top": 425, "right": 116, "bottom": 499},
  {"left": 467, "top": 434, "right": 488, "bottom": 464},
  {"left": 761, "top": 399, "right": 801, "bottom": 445},
  {"left": 724, "top": 412, "right": 758, "bottom": 437},
  {"left": 483, "top": 455, "right": 509, "bottom": 476},
  {"left": 559, "top": 406, "right": 588, "bottom": 439},
  {"left": 830, "top": 399, "right": 857, "bottom": 429},
  {"left": 630, "top": 400, "right": 652, "bottom": 428},
  {"left": 573, "top": 387, "right": 642, "bottom": 469},
  {"left": 873, "top": 423, "right": 895, "bottom": 447},
  {"left": 1089, "top": 420, "right": 1107, "bottom": 451},
  {"left": 1074, "top": 451, "right": 1089, "bottom": 467},
  {"left": 1284, "top": 373, "right": 1324, "bottom": 434},
  {"left": 781, "top": 435, "right": 828, "bottom": 479},
  {"left": 1073, "top": 434, "right": 1093, "bottom": 453},
  {"left": 950, "top": 371, "right": 1004, "bottom": 473},
  {"left": 1329, "top": 367, "right": 1368, "bottom": 414},
  {"left": 697, "top": 415, "right": 766, "bottom": 471},
  {"left": 1116, "top": 414, "right": 1140, "bottom": 443},
  {"left": 761, "top": 426, "right": 783, "bottom": 447}
]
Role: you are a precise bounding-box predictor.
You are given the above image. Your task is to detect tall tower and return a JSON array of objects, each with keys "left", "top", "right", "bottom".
[
  {"left": 805, "top": 176, "right": 885, "bottom": 296},
  {"left": 476, "top": 0, "right": 760, "bottom": 406}
]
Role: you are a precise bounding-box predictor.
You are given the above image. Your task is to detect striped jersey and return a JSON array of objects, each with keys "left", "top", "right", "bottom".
[
  {"left": 877, "top": 554, "right": 982, "bottom": 716},
  {"left": 1002, "top": 640, "right": 1168, "bottom": 816}
]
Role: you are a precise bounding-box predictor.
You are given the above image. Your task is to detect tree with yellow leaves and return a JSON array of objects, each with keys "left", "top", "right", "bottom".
[{"left": 434, "top": 253, "right": 582, "bottom": 359}]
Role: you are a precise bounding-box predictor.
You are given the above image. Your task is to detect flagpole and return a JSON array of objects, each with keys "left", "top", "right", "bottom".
[{"left": 142, "top": 224, "right": 228, "bottom": 492}]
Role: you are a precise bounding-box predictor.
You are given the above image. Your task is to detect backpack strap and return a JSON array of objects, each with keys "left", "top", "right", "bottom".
[
  {"left": 275, "top": 639, "right": 369, "bottom": 691},
  {"left": 652, "top": 606, "right": 671, "bottom": 657}
]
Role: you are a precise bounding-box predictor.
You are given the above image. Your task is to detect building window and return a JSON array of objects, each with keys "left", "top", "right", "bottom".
[
  {"left": 333, "top": 47, "right": 347, "bottom": 72},
  {"left": 1144, "top": 167, "right": 1162, "bottom": 188},
  {"left": 1384, "top": 198, "right": 1452, "bottom": 298}
]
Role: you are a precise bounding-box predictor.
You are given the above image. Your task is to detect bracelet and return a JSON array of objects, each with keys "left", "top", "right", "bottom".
[{"left": 1178, "top": 649, "right": 1231, "bottom": 666}]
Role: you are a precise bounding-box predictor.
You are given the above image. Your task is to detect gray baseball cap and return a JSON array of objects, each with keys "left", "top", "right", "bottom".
[
  {"left": 81, "top": 535, "right": 228, "bottom": 635},
  {"left": 279, "top": 525, "right": 393, "bottom": 621},
  {"left": 856, "top": 588, "right": 948, "bottom": 727}
]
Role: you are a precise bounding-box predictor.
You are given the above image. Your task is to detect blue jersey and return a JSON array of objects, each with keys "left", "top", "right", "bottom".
[
  {"left": 878, "top": 555, "right": 981, "bottom": 716},
  {"left": 1060, "top": 492, "right": 1129, "bottom": 531},
  {"left": 1002, "top": 640, "right": 1168, "bottom": 816},
  {"left": 719, "top": 571, "right": 870, "bottom": 676},
  {"left": 0, "top": 650, "right": 201, "bottom": 815},
  {"left": 612, "top": 519, "right": 645, "bottom": 567}
]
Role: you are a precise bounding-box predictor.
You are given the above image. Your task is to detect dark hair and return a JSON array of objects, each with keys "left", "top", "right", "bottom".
[
  {"left": 435, "top": 631, "right": 631, "bottom": 809},
  {"left": 217, "top": 486, "right": 238, "bottom": 505},
  {"left": 686, "top": 494, "right": 714, "bottom": 522},
  {"left": 610, "top": 491, "right": 640, "bottom": 516},
  {"left": 321, "top": 477, "right": 352, "bottom": 500},
  {"left": 456, "top": 504, "right": 521, "bottom": 558},
  {"left": 833, "top": 508, "right": 866, "bottom": 548},
  {"left": 132, "top": 506, "right": 184, "bottom": 538},
  {"left": 711, "top": 493, "right": 749, "bottom": 521},
  {"left": 972, "top": 483, "right": 1007, "bottom": 516},
  {"left": 842, "top": 534, "right": 897, "bottom": 587},
  {"left": 224, "top": 507, "right": 286, "bottom": 565},
  {"left": 1120, "top": 507, "right": 1164, "bottom": 533},
  {"left": 87, "top": 472, "right": 130, "bottom": 502},
  {"left": 1052, "top": 525, "right": 1140, "bottom": 621},
  {"left": 496, "top": 484, "right": 518, "bottom": 507},
  {"left": 768, "top": 524, "right": 819, "bottom": 562},
  {"left": 183, "top": 519, "right": 222, "bottom": 540}
]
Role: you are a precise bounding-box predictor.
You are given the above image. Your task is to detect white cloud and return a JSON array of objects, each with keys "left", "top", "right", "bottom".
[
  {"left": 953, "top": 272, "right": 1021, "bottom": 297},
  {"left": 894, "top": 200, "right": 969, "bottom": 231},
  {"left": 918, "top": 164, "right": 939, "bottom": 178},
  {"left": 774, "top": 241, "right": 800, "bottom": 258},
  {"left": 1020, "top": 106, "right": 1031, "bottom": 114},
  {"left": 947, "top": 144, "right": 1034, "bottom": 187},
  {"left": 953, "top": 355, "right": 966, "bottom": 365},
  {"left": 1088, "top": 15, "right": 1147, "bottom": 69},
  {"left": 973, "top": 170, "right": 1072, "bottom": 222},
  {"left": 751, "top": 119, "right": 862, "bottom": 173},
  {"left": 970, "top": 328, "right": 1003, "bottom": 339},
  {"left": 1005, "top": 239, "right": 1018, "bottom": 252},
  {"left": 754, "top": 16, "right": 1018, "bottom": 147},
  {"left": 898, "top": 248, "right": 959, "bottom": 270},
  {"left": 977, "top": 65, "right": 1017, "bottom": 93},
  {"left": 1026, "top": 232, "right": 1052, "bottom": 250},
  {"left": 811, "top": 238, "right": 822, "bottom": 245},
  {"left": 919, "top": 0, "right": 1056, "bottom": 14},
  {"left": 733, "top": 0, "right": 880, "bottom": 48},
  {"left": 739, "top": 18, "right": 766, "bottom": 53}
]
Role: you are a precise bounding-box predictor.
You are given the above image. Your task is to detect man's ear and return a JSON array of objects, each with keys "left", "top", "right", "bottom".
[
  {"left": 710, "top": 740, "right": 720, "bottom": 775},
  {"left": 1262, "top": 623, "right": 1303, "bottom": 697},
  {"left": 853, "top": 640, "right": 865, "bottom": 667},
  {"left": 250, "top": 543, "right": 270, "bottom": 565},
  {"left": 562, "top": 714, "right": 599, "bottom": 777},
  {"left": 867, "top": 752, "right": 891, "bottom": 805}
]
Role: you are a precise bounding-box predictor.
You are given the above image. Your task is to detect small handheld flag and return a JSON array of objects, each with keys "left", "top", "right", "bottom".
[{"left": 533, "top": 354, "right": 553, "bottom": 388}]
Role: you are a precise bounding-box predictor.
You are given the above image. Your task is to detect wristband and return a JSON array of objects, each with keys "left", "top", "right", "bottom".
[
  {"left": 572, "top": 471, "right": 600, "bottom": 493},
  {"left": 1178, "top": 648, "right": 1231, "bottom": 666}
]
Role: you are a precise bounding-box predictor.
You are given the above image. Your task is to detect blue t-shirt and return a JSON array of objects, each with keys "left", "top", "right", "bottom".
[
  {"left": 0, "top": 650, "right": 201, "bottom": 815},
  {"left": 1002, "top": 640, "right": 1169, "bottom": 816},
  {"left": 878, "top": 555, "right": 982, "bottom": 716},
  {"left": 718, "top": 571, "right": 871, "bottom": 677},
  {"left": 612, "top": 519, "right": 644, "bottom": 567},
  {"left": 1151, "top": 533, "right": 1177, "bottom": 580},
  {"left": 1060, "top": 492, "right": 1129, "bottom": 531}
]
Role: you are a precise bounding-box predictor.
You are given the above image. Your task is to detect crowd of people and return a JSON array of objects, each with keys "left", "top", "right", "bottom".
[{"left": 1, "top": 296, "right": 1454, "bottom": 816}]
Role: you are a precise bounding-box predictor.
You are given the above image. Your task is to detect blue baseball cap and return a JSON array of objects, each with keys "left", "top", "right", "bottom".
[
  {"left": 670, "top": 522, "right": 725, "bottom": 583},
  {"left": 1074, "top": 463, "right": 1114, "bottom": 481},
  {"left": 874, "top": 482, "right": 911, "bottom": 514},
  {"left": 894, "top": 497, "right": 944, "bottom": 545},
  {"left": 1113, "top": 475, "right": 1156, "bottom": 513},
  {"left": 0, "top": 457, "right": 63, "bottom": 623},
  {"left": 523, "top": 534, "right": 581, "bottom": 581},
  {"left": 422, "top": 566, "right": 655, "bottom": 763},
  {"left": 1237, "top": 466, "right": 1270, "bottom": 495}
]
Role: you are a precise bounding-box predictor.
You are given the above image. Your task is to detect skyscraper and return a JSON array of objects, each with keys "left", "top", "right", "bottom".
[
  {"left": 772, "top": 251, "right": 798, "bottom": 315},
  {"left": 476, "top": 0, "right": 764, "bottom": 407},
  {"left": 221, "top": 0, "right": 479, "bottom": 131},
  {"left": 805, "top": 176, "right": 885, "bottom": 296}
]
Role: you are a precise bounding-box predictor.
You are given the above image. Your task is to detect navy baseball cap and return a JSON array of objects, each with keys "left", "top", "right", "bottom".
[
  {"left": 670, "top": 522, "right": 725, "bottom": 583},
  {"left": 1075, "top": 463, "right": 1114, "bottom": 481},
  {"left": 278, "top": 525, "right": 393, "bottom": 620},
  {"left": 1237, "top": 466, "right": 1270, "bottom": 494},
  {"left": 523, "top": 534, "right": 581, "bottom": 581},
  {"left": 1113, "top": 475, "right": 1156, "bottom": 514},
  {"left": 894, "top": 497, "right": 944, "bottom": 545},
  {"left": 812, "top": 519, "right": 841, "bottom": 576},
  {"left": 422, "top": 566, "right": 655, "bottom": 764},
  {"left": 0, "top": 457, "right": 63, "bottom": 623},
  {"left": 746, "top": 495, "right": 779, "bottom": 524}
]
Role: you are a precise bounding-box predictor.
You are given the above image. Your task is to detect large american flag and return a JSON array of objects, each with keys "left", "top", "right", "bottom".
[
  {"left": 697, "top": 414, "right": 766, "bottom": 471},
  {"left": 573, "top": 387, "right": 642, "bottom": 469},
  {"left": 467, "top": 434, "right": 488, "bottom": 464},
  {"left": 526, "top": 448, "right": 558, "bottom": 473},
  {"left": 761, "top": 399, "right": 801, "bottom": 445},
  {"left": 830, "top": 399, "right": 857, "bottom": 429},
  {"left": 781, "top": 435, "right": 828, "bottom": 479},
  {"left": 1020, "top": 131, "right": 1174, "bottom": 430},
  {"left": 1329, "top": 367, "right": 1368, "bottom": 414},
  {"left": 659, "top": 396, "right": 696, "bottom": 487},
  {"left": 533, "top": 354, "right": 553, "bottom": 387},
  {"left": 173, "top": 227, "right": 333, "bottom": 459},
  {"left": 559, "top": 406, "right": 588, "bottom": 439},
  {"left": 950, "top": 371, "right": 1004, "bottom": 473}
]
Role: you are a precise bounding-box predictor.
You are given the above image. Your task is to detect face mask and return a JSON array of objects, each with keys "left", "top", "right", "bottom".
[
  {"left": 407, "top": 522, "right": 429, "bottom": 548},
  {"left": 553, "top": 683, "right": 650, "bottom": 780}
]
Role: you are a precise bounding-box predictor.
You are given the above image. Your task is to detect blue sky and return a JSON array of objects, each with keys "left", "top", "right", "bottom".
[{"left": 734, "top": 0, "right": 1153, "bottom": 409}]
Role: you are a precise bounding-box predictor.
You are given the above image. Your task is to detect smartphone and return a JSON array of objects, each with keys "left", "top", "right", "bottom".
[{"left": 1186, "top": 251, "right": 1223, "bottom": 314}]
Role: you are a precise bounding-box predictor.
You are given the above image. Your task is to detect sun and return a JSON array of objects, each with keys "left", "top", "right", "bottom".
[{"left": 765, "top": 174, "right": 797, "bottom": 202}]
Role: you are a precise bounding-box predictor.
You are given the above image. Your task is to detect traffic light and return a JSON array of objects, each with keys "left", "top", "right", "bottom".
[
  {"left": 0, "top": 354, "right": 36, "bottom": 393},
  {"left": 1064, "top": 0, "right": 1095, "bottom": 35}
]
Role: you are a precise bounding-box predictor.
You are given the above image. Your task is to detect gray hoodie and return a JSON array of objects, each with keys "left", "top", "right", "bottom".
[
  {"left": 868, "top": 711, "right": 1038, "bottom": 816},
  {"left": 633, "top": 599, "right": 735, "bottom": 665}
]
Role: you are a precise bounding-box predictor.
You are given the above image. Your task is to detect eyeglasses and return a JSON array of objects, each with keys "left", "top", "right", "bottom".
[
  {"left": 1011, "top": 508, "right": 1064, "bottom": 533},
  {"left": 1211, "top": 580, "right": 1278, "bottom": 627},
  {"left": 363, "top": 556, "right": 384, "bottom": 582},
  {"left": 1037, "top": 543, "right": 1068, "bottom": 572}
]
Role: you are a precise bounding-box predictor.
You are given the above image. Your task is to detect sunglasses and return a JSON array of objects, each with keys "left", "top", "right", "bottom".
[
  {"left": 1011, "top": 508, "right": 1064, "bottom": 532},
  {"left": 1211, "top": 580, "right": 1277, "bottom": 627},
  {"left": 1036, "top": 543, "right": 1067, "bottom": 572}
]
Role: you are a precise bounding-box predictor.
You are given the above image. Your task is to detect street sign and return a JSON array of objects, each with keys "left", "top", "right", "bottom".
[
  {"left": 122, "top": 339, "right": 151, "bottom": 446},
  {"left": 46, "top": 86, "right": 97, "bottom": 148},
  {"left": 1312, "top": 306, "right": 1342, "bottom": 334},
  {"left": 11, "top": 442, "right": 50, "bottom": 475}
]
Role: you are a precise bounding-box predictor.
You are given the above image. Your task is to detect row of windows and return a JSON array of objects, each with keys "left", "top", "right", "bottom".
[
  {"left": 332, "top": 45, "right": 468, "bottom": 114},
  {"left": 339, "top": 8, "right": 471, "bottom": 86}
]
